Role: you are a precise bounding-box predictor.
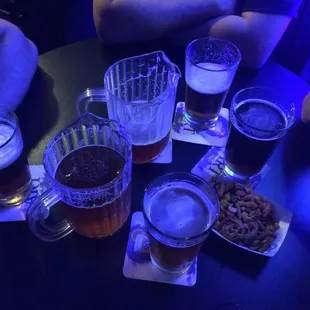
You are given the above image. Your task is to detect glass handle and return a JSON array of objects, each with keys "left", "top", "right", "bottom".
[
  {"left": 76, "top": 88, "right": 107, "bottom": 116},
  {"left": 26, "top": 188, "right": 73, "bottom": 242}
]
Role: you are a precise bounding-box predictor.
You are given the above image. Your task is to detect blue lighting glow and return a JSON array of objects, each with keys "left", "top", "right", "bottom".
[{"left": 224, "top": 165, "right": 235, "bottom": 177}]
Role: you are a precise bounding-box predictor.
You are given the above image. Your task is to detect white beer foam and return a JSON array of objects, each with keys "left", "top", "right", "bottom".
[
  {"left": 148, "top": 182, "right": 212, "bottom": 239},
  {"left": 186, "top": 62, "right": 231, "bottom": 94},
  {"left": 233, "top": 99, "right": 288, "bottom": 141},
  {"left": 0, "top": 124, "right": 23, "bottom": 170}
]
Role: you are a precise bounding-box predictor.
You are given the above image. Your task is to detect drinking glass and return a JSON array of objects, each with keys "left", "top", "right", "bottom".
[
  {"left": 0, "top": 106, "right": 32, "bottom": 206},
  {"left": 27, "top": 113, "right": 132, "bottom": 241},
  {"left": 143, "top": 172, "right": 220, "bottom": 274},
  {"left": 77, "top": 51, "right": 181, "bottom": 164},
  {"left": 185, "top": 37, "right": 241, "bottom": 129},
  {"left": 224, "top": 87, "right": 295, "bottom": 179}
]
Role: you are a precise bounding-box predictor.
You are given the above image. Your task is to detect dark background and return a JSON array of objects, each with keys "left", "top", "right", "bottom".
[{"left": 2, "top": 0, "right": 310, "bottom": 78}]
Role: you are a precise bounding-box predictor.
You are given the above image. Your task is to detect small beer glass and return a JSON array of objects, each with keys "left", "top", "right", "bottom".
[
  {"left": 143, "top": 172, "right": 219, "bottom": 274},
  {"left": 0, "top": 107, "right": 32, "bottom": 206}
]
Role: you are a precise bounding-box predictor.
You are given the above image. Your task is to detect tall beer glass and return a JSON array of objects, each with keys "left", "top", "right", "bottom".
[
  {"left": 0, "top": 107, "right": 32, "bottom": 206},
  {"left": 185, "top": 37, "right": 241, "bottom": 129},
  {"left": 224, "top": 87, "right": 295, "bottom": 179}
]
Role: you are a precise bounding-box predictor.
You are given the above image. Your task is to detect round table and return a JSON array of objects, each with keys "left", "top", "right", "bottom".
[{"left": 2, "top": 39, "right": 310, "bottom": 310}]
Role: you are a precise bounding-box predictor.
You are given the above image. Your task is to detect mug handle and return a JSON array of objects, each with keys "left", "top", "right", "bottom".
[
  {"left": 26, "top": 188, "right": 73, "bottom": 242},
  {"left": 76, "top": 88, "right": 107, "bottom": 116}
]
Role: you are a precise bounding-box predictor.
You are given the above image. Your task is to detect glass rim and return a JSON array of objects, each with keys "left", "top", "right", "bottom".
[
  {"left": 0, "top": 111, "right": 18, "bottom": 150},
  {"left": 104, "top": 50, "right": 182, "bottom": 108},
  {"left": 43, "top": 117, "right": 132, "bottom": 195},
  {"left": 232, "top": 86, "right": 296, "bottom": 133},
  {"left": 143, "top": 172, "right": 220, "bottom": 242},
  {"left": 185, "top": 37, "right": 242, "bottom": 72}
]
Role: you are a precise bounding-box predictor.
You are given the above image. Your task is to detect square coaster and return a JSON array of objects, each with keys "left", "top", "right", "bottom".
[
  {"left": 151, "top": 137, "right": 173, "bottom": 164},
  {"left": 0, "top": 165, "right": 48, "bottom": 222},
  {"left": 172, "top": 102, "right": 229, "bottom": 147},
  {"left": 123, "top": 211, "right": 197, "bottom": 286},
  {"left": 191, "top": 147, "right": 270, "bottom": 189}
]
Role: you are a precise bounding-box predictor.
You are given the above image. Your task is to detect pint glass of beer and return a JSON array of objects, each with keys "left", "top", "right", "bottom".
[
  {"left": 224, "top": 87, "right": 295, "bottom": 179},
  {"left": 185, "top": 37, "right": 241, "bottom": 129},
  {"left": 0, "top": 108, "right": 32, "bottom": 206},
  {"left": 143, "top": 172, "right": 220, "bottom": 274}
]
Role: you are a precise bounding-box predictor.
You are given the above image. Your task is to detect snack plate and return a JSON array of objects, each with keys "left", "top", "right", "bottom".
[{"left": 212, "top": 185, "right": 292, "bottom": 257}]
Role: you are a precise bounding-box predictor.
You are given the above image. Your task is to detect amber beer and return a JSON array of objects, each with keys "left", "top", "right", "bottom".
[
  {"left": 131, "top": 122, "right": 170, "bottom": 164},
  {"left": 132, "top": 132, "right": 170, "bottom": 164},
  {"left": 55, "top": 145, "right": 131, "bottom": 238},
  {"left": 0, "top": 116, "right": 32, "bottom": 207},
  {"left": 143, "top": 173, "right": 219, "bottom": 274},
  {"left": 225, "top": 99, "right": 288, "bottom": 177}
]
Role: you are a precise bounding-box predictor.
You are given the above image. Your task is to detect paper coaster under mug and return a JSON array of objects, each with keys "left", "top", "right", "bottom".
[
  {"left": 172, "top": 102, "right": 229, "bottom": 147},
  {"left": 123, "top": 211, "right": 197, "bottom": 287},
  {"left": 0, "top": 165, "right": 48, "bottom": 222},
  {"left": 191, "top": 147, "right": 270, "bottom": 189},
  {"left": 150, "top": 137, "right": 172, "bottom": 164}
]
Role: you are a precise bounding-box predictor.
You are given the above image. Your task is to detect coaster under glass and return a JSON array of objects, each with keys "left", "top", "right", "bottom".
[
  {"left": 191, "top": 147, "right": 270, "bottom": 189},
  {"left": 123, "top": 211, "right": 197, "bottom": 287},
  {"left": 172, "top": 102, "right": 229, "bottom": 147}
]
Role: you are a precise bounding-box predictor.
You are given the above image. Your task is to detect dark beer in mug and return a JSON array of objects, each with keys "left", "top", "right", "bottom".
[
  {"left": 143, "top": 173, "right": 219, "bottom": 274},
  {"left": 185, "top": 63, "right": 230, "bottom": 127},
  {"left": 225, "top": 96, "right": 292, "bottom": 178},
  {"left": 0, "top": 116, "right": 32, "bottom": 206},
  {"left": 55, "top": 145, "right": 131, "bottom": 238}
]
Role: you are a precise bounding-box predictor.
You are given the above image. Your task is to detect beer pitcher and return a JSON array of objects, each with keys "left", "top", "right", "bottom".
[
  {"left": 27, "top": 113, "right": 132, "bottom": 242},
  {"left": 77, "top": 51, "right": 181, "bottom": 164}
]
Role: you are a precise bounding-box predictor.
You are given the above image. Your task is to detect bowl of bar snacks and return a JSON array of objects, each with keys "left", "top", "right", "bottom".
[{"left": 211, "top": 180, "right": 292, "bottom": 257}]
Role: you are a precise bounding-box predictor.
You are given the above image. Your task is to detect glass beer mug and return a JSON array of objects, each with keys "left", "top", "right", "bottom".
[
  {"left": 27, "top": 113, "right": 132, "bottom": 242},
  {"left": 77, "top": 51, "right": 181, "bottom": 164}
]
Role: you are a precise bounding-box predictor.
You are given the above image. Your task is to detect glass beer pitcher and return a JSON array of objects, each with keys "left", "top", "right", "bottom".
[
  {"left": 27, "top": 113, "right": 132, "bottom": 242},
  {"left": 77, "top": 51, "right": 181, "bottom": 164}
]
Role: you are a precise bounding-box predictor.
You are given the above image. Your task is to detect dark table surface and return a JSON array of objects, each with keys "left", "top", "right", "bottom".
[{"left": 1, "top": 39, "right": 310, "bottom": 310}]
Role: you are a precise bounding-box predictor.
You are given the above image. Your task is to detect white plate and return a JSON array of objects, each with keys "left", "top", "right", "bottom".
[{"left": 212, "top": 195, "right": 292, "bottom": 257}]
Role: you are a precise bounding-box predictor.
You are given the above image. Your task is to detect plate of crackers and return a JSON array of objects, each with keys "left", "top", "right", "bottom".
[{"left": 211, "top": 180, "right": 292, "bottom": 257}]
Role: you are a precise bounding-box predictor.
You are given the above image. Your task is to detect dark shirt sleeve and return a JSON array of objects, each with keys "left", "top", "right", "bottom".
[{"left": 242, "top": 0, "right": 303, "bottom": 17}]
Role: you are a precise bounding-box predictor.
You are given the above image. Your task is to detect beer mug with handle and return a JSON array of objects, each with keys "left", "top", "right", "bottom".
[
  {"left": 77, "top": 51, "right": 181, "bottom": 164},
  {"left": 27, "top": 113, "right": 132, "bottom": 242}
]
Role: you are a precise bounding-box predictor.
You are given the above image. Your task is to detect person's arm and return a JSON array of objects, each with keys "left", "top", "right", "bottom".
[
  {"left": 0, "top": 19, "right": 38, "bottom": 111},
  {"left": 93, "top": 0, "right": 236, "bottom": 44},
  {"left": 171, "top": 12, "right": 291, "bottom": 69}
]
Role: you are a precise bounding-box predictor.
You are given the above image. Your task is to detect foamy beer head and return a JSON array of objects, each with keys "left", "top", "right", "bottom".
[
  {"left": 143, "top": 173, "right": 219, "bottom": 273},
  {"left": 0, "top": 123, "right": 23, "bottom": 170},
  {"left": 224, "top": 87, "right": 295, "bottom": 179},
  {"left": 0, "top": 113, "right": 31, "bottom": 206},
  {"left": 185, "top": 38, "right": 241, "bottom": 128}
]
